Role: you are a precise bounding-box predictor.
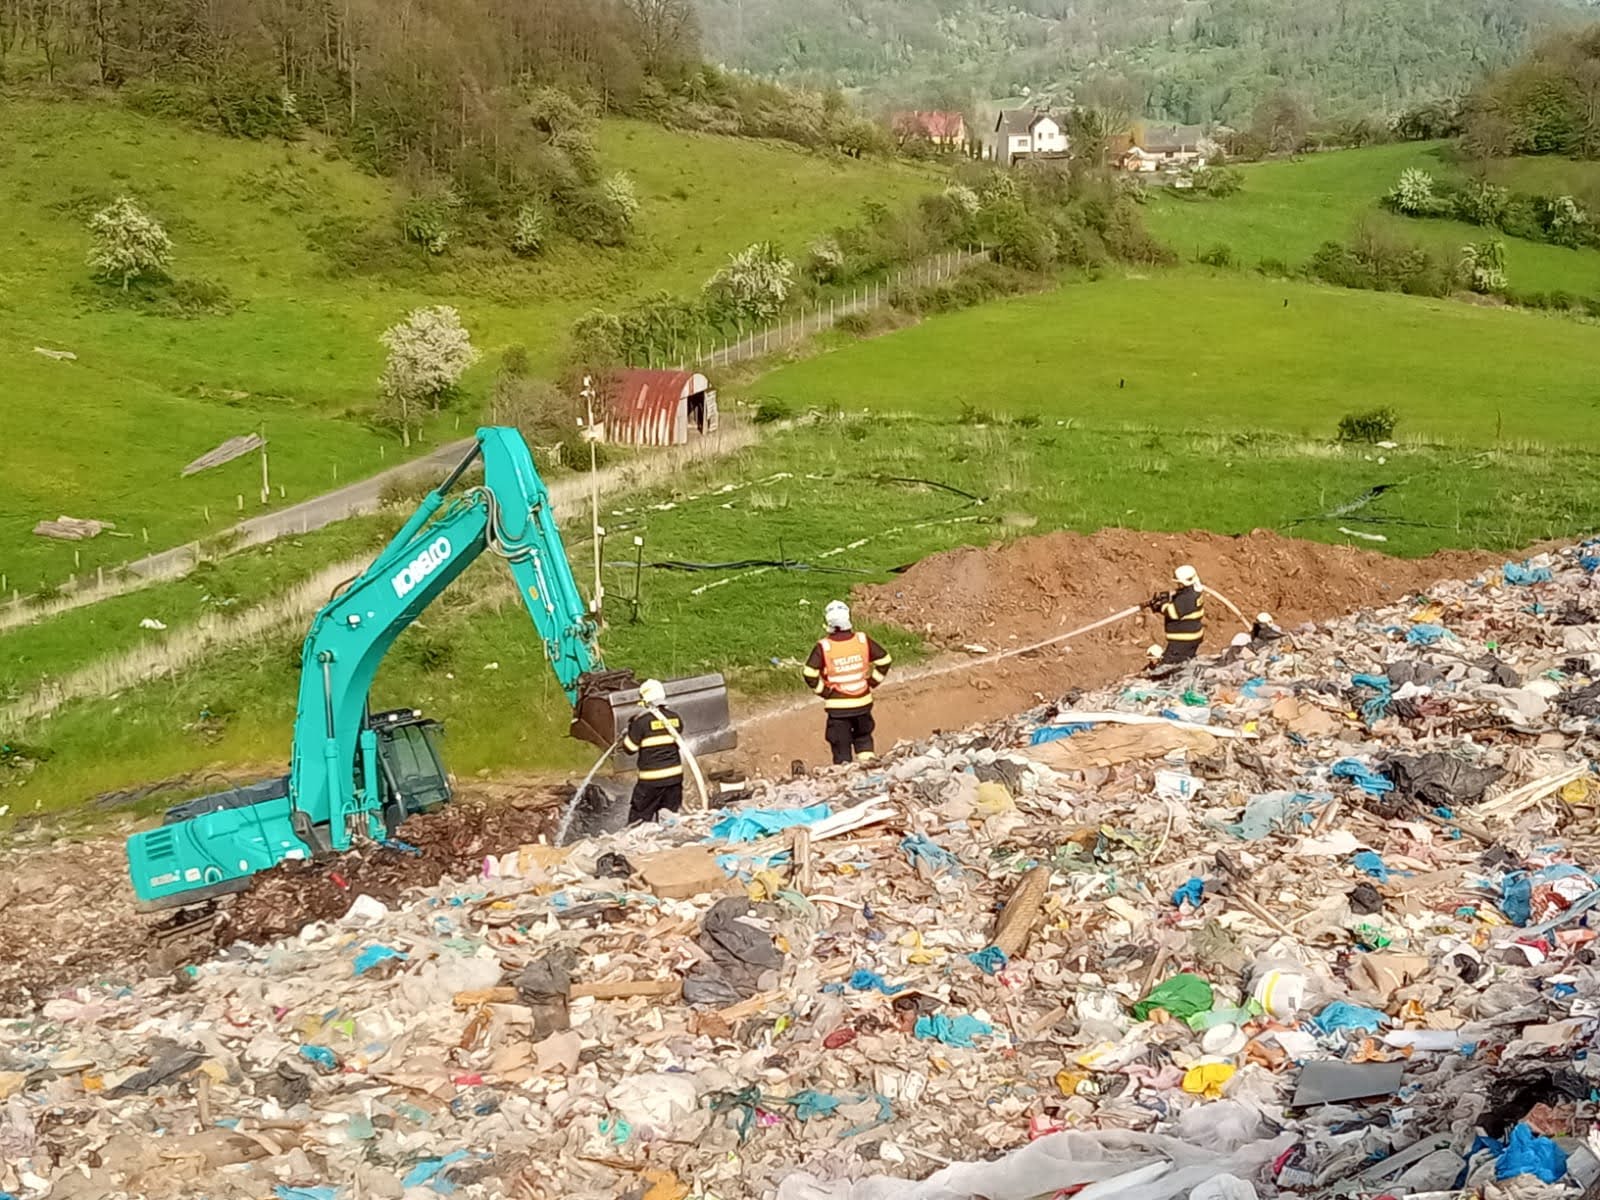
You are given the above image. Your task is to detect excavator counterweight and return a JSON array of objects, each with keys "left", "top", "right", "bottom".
[{"left": 126, "top": 427, "right": 734, "bottom": 911}]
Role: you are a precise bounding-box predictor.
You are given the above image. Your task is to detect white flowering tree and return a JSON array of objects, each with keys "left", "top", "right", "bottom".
[
  {"left": 603, "top": 172, "right": 639, "bottom": 227},
  {"left": 1460, "top": 239, "right": 1507, "bottom": 294},
  {"left": 378, "top": 306, "right": 481, "bottom": 446},
  {"left": 510, "top": 203, "right": 548, "bottom": 256},
  {"left": 943, "top": 184, "right": 981, "bottom": 216},
  {"left": 87, "top": 196, "right": 173, "bottom": 290},
  {"left": 703, "top": 242, "right": 795, "bottom": 325},
  {"left": 1388, "top": 168, "right": 1436, "bottom": 215}
]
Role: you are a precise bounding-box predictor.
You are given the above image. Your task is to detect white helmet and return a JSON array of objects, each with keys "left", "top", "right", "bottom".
[
  {"left": 1231, "top": 632, "right": 1251, "bottom": 648},
  {"left": 639, "top": 678, "right": 666, "bottom": 706},
  {"left": 1257, "top": 612, "right": 1274, "bottom": 625},
  {"left": 1146, "top": 644, "right": 1164, "bottom": 661},
  {"left": 1174, "top": 564, "right": 1200, "bottom": 588},
  {"left": 824, "top": 600, "right": 852, "bottom": 632}
]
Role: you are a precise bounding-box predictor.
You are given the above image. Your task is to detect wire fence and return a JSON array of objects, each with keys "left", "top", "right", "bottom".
[{"left": 693, "top": 246, "right": 991, "bottom": 371}]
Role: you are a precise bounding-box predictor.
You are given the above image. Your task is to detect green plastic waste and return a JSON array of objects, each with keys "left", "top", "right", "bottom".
[{"left": 1131, "top": 972, "right": 1215, "bottom": 1021}]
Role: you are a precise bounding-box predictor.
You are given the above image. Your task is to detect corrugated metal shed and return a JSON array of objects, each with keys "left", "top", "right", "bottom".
[{"left": 607, "top": 370, "right": 717, "bottom": 447}]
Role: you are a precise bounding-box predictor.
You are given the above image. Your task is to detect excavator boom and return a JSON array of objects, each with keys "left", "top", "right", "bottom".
[{"left": 127, "top": 427, "right": 733, "bottom": 909}]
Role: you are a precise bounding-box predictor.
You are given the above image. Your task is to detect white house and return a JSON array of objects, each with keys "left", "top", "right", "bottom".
[{"left": 991, "top": 110, "right": 1068, "bottom": 166}]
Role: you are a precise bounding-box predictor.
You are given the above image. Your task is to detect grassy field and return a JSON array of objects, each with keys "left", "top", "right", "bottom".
[
  {"left": 756, "top": 273, "right": 1600, "bottom": 444},
  {"left": 9, "top": 394, "right": 1599, "bottom": 820},
  {"left": 1145, "top": 143, "right": 1600, "bottom": 295},
  {"left": 0, "top": 99, "right": 935, "bottom": 587}
]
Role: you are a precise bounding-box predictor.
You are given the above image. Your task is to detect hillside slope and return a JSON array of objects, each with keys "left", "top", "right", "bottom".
[
  {"left": 697, "top": 0, "right": 1593, "bottom": 121},
  {"left": 0, "top": 99, "right": 934, "bottom": 590}
]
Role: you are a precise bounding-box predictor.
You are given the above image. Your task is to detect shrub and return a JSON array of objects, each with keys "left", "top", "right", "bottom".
[
  {"left": 1337, "top": 407, "right": 1399, "bottom": 443},
  {"left": 943, "top": 184, "right": 981, "bottom": 216},
  {"left": 159, "top": 277, "right": 236, "bottom": 317},
  {"left": 1257, "top": 257, "right": 1291, "bottom": 277},
  {"left": 754, "top": 398, "right": 792, "bottom": 424},
  {"left": 1460, "top": 239, "right": 1508, "bottom": 294},
  {"left": 510, "top": 203, "right": 549, "bottom": 256},
  {"left": 401, "top": 187, "right": 460, "bottom": 254},
  {"left": 1194, "top": 167, "right": 1244, "bottom": 197},
  {"left": 957, "top": 402, "right": 995, "bottom": 425},
  {"left": 603, "top": 173, "right": 640, "bottom": 228},
  {"left": 86, "top": 196, "right": 173, "bottom": 290},
  {"left": 1198, "top": 243, "right": 1235, "bottom": 268},
  {"left": 501, "top": 344, "right": 531, "bottom": 378},
  {"left": 1387, "top": 168, "right": 1441, "bottom": 215},
  {"left": 1540, "top": 195, "right": 1591, "bottom": 248},
  {"left": 1455, "top": 179, "right": 1510, "bottom": 226},
  {"left": 806, "top": 236, "right": 845, "bottom": 283},
  {"left": 835, "top": 311, "right": 874, "bottom": 334},
  {"left": 703, "top": 242, "right": 795, "bottom": 324}
]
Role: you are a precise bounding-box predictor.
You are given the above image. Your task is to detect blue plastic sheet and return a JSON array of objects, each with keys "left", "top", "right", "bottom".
[
  {"left": 1406, "top": 624, "right": 1448, "bottom": 646},
  {"left": 848, "top": 969, "right": 907, "bottom": 995},
  {"left": 1481, "top": 1124, "right": 1569, "bottom": 1183},
  {"left": 1230, "top": 792, "right": 1322, "bottom": 840},
  {"left": 1501, "top": 872, "right": 1533, "bottom": 925},
  {"left": 711, "top": 804, "right": 830, "bottom": 844},
  {"left": 298, "top": 1045, "right": 339, "bottom": 1070},
  {"left": 1171, "top": 877, "right": 1205, "bottom": 907},
  {"left": 1331, "top": 759, "right": 1394, "bottom": 795},
  {"left": 913, "top": 1014, "right": 993, "bottom": 1047},
  {"left": 1312, "top": 1001, "right": 1388, "bottom": 1035},
  {"left": 353, "top": 944, "right": 406, "bottom": 975},
  {"left": 275, "top": 1188, "right": 339, "bottom": 1200},
  {"left": 402, "top": 1150, "right": 472, "bottom": 1194},
  {"left": 968, "top": 946, "right": 1008, "bottom": 975},
  {"left": 1353, "top": 851, "right": 1392, "bottom": 883},
  {"left": 786, "top": 1090, "right": 842, "bottom": 1121},
  {"left": 1030, "top": 723, "right": 1093, "bottom": 745},
  {"left": 1504, "top": 561, "right": 1554, "bottom": 586},
  {"left": 900, "top": 833, "right": 960, "bottom": 875},
  {"left": 1581, "top": 555, "right": 1600, "bottom": 574},
  {"left": 1351, "top": 673, "right": 1393, "bottom": 723}
]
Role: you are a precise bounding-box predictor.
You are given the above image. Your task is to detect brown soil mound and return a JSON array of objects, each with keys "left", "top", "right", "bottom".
[{"left": 732, "top": 529, "right": 1509, "bottom": 773}]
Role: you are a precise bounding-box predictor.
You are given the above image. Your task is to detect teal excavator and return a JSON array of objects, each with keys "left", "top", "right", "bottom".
[{"left": 127, "top": 427, "right": 734, "bottom": 910}]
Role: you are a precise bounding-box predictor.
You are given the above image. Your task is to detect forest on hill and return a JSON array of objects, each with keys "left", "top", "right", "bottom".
[{"left": 696, "top": 0, "right": 1597, "bottom": 124}]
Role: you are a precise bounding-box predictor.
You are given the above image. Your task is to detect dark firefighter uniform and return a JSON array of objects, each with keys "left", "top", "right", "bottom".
[
  {"left": 622, "top": 706, "right": 684, "bottom": 824},
  {"left": 803, "top": 631, "right": 893, "bottom": 764},
  {"left": 1152, "top": 585, "right": 1206, "bottom": 664}
]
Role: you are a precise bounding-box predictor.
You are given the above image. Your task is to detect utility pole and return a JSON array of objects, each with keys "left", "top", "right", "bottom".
[
  {"left": 582, "top": 376, "right": 605, "bottom": 624},
  {"left": 259, "top": 425, "right": 271, "bottom": 505}
]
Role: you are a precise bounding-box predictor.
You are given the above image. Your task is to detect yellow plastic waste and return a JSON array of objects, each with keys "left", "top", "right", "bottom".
[
  {"left": 1182, "top": 1062, "right": 1236, "bottom": 1100},
  {"left": 1562, "top": 778, "right": 1593, "bottom": 806},
  {"left": 976, "top": 781, "right": 1016, "bottom": 815},
  {"left": 1055, "top": 1069, "right": 1092, "bottom": 1096}
]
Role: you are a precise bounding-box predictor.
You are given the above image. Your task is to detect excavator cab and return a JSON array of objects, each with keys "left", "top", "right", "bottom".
[
  {"left": 366, "top": 708, "right": 452, "bottom": 829},
  {"left": 572, "top": 670, "right": 736, "bottom": 762}
]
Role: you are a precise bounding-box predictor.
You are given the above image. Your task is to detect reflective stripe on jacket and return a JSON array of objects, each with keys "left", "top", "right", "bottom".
[{"left": 1162, "top": 586, "right": 1205, "bottom": 643}]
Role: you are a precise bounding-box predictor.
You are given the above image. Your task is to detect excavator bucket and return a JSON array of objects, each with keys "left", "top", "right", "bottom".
[{"left": 572, "top": 670, "right": 736, "bottom": 760}]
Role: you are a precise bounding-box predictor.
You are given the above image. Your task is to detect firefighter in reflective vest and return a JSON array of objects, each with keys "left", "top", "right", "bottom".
[
  {"left": 1148, "top": 564, "right": 1206, "bottom": 664},
  {"left": 803, "top": 600, "right": 893, "bottom": 765},
  {"left": 622, "top": 678, "right": 684, "bottom": 824}
]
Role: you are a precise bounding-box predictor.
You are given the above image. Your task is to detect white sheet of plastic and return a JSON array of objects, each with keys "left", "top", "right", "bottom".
[{"left": 775, "top": 1129, "right": 1296, "bottom": 1200}]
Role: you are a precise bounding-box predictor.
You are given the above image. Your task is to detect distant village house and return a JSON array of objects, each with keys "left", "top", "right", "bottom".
[
  {"left": 988, "top": 109, "right": 1068, "bottom": 166},
  {"left": 1118, "top": 123, "right": 1214, "bottom": 174},
  {"left": 891, "top": 111, "right": 967, "bottom": 148}
]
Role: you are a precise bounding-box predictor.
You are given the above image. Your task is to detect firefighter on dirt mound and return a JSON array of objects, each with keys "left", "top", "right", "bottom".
[
  {"left": 803, "top": 600, "right": 893, "bottom": 765},
  {"left": 1148, "top": 564, "right": 1207, "bottom": 666},
  {"left": 621, "top": 679, "right": 684, "bottom": 824}
]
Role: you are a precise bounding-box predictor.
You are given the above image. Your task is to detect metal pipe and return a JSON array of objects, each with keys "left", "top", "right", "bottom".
[{"left": 438, "top": 440, "right": 484, "bottom": 496}]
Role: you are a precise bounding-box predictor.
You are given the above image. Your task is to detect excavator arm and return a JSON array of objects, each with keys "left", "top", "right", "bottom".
[{"left": 127, "top": 427, "right": 731, "bottom": 909}]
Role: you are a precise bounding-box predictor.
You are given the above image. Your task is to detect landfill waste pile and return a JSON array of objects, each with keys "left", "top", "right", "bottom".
[{"left": 5, "top": 543, "right": 1600, "bottom": 1200}]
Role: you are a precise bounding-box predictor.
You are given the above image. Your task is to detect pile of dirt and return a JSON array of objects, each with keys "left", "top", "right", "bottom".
[
  {"left": 227, "top": 793, "right": 561, "bottom": 945},
  {"left": 859, "top": 528, "right": 1495, "bottom": 646},
  {"left": 734, "top": 529, "right": 1509, "bottom": 772}
]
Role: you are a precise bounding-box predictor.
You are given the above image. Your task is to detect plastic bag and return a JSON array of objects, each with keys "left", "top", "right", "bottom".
[
  {"left": 774, "top": 1127, "right": 1296, "bottom": 1200},
  {"left": 1132, "top": 974, "right": 1214, "bottom": 1021}
]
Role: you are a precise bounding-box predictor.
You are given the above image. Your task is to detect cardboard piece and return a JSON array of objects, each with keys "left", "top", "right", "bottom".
[
  {"left": 1027, "top": 724, "right": 1218, "bottom": 770},
  {"left": 637, "top": 846, "right": 736, "bottom": 900}
]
